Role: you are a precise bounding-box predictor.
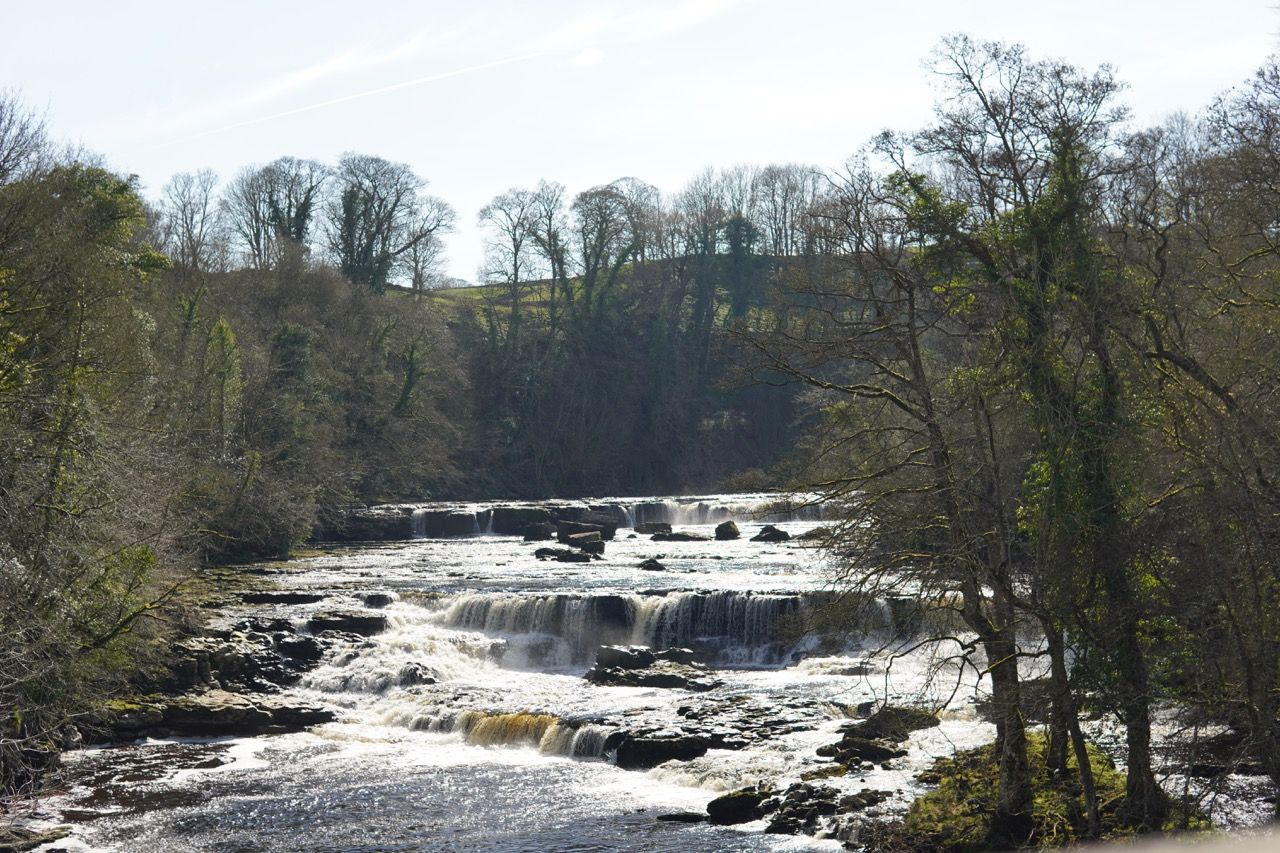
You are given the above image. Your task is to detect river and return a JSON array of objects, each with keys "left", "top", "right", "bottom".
[{"left": 33, "top": 494, "right": 1012, "bottom": 851}]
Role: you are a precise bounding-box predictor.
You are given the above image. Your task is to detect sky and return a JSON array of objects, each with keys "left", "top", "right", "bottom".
[{"left": 3, "top": 0, "right": 1276, "bottom": 282}]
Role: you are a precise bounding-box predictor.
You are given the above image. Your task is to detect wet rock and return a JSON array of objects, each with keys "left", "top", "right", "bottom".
[
  {"left": 595, "top": 645, "right": 657, "bottom": 669},
  {"left": 843, "top": 705, "right": 939, "bottom": 742},
  {"left": 818, "top": 736, "right": 907, "bottom": 764},
  {"left": 763, "top": 783, "right": 840, "bottom": 835},
  {"left": 239, "top": 591, "right": 326, "bottom": 605},
  {"left": 491, "top": 506, "right": 552, "bottom": 535},
  {"left": 707, "top": 786, "right": 771, "bottom": 824},
  {"left": 397, "top": 662, "right": 437, "bottom": 687},
  {"left": 794, "top": 526, "right": 831, "bottom": 542},
  {"left": 612, "top": 733, "right": 711, "bottom": 769},
  {"left": 361, "top": 591, "right": 397, "bottom": 608},
  {"left": 585, "top": 659, "right": 720, "bottom": 692},
  {"left": 714, "top": 520, "right": 741, "bottom": 540},
  {"left": 750, "top": 525, "right": 791, "bottom": 543},
  {"left": 0, "top": 825, "right": 71, "bottom": 852},
  {"left": 276, "top": 634, "right": 324, "bottom": 662},
  {"left": 440, "top": 511, "right": 481, "bottom": 537},
  {"left": 581, "top": 507, "right": 624, "bottom": 535},
  {"left": 651, "top": 531, "right": 711, "bottom": 542},
  {"left": 654, "top": 647, "right": 699, "bottom": 665},
  {"left": 522, "top": 521, "right": 557, "bottom": 541},
  {"left": 638, "top": 557, "right": 666, "bottom": 571},
  {"left": 656, "top": 812, "right": 706, "bottom": 823},
  {"left": 566, "top": 531, "right": 604, "bottom": 554},
  {"left": 534, "top": 547, "right": 593, "bottom": 563},
  {"left": 557, "top": 520, "right": 616, "bottom": 542},
  {"left": 305, "top": 610, "right": 388, "bottom": 636},
  {"left": 635, "top": 522, "right": 672, "bottom": 534}
]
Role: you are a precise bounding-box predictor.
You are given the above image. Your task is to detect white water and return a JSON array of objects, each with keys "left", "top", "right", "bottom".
[{"left": 37, "top": 494, "right": 1061, "bottom": 850}]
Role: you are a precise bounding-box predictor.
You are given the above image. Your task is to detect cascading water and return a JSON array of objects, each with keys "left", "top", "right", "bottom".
[{"left": 44, "top": 494, "right": 1068, "bottom": 853}]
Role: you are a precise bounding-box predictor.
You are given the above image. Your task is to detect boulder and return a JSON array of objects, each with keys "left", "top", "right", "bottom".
[
  {"left": 361, "top": 592, "right": 397, "bottom": 608},
  {"left": 491, "top": 506, "right": 552, "bottom": 535},
  {"left": 707, "top": 787, "right": 771, "bottom": 825},
  {"left": 522, "top": 521, "right": 557, "bottom": 541},
  {"left": 586, "top": 659, "right": 720, "bottom": 692},
  {"left": 652, "top": 531, "right": 711, "bottom": 542},
  {"left": 818, "top": 735, "right": 907, "bottom": 764},
  {"left": 656, "top": 813, "right": 706, "bottom": 823},
  {"left": 557, "top": 520, "right": 616, "bottom": 542},
  {"left": 750, "top": 525, "right": 791, "bottom": 543},
  {"left": 305, "top": 610, "right": 388, "bottom": 636},
  {"left": 612, "top": 733, "right": 711, "bottom": 769},
  {"left": 842, "top": 705, "right": 939, "bottom": 742},
  {"left": 714, "top": 520, "right": 741, "bottom": 540},
  {"left": 638, "top": 557, "right": 666, "bottom": 571},
  {"left": 276, "top": 635, "right": 324, "bottom": 663},
  {"left": 566, "top": 531, "right": 605, "bottom": 555},
  {"left": 534, "top": 547, "right": 593, "bottom": 563},
  {"left": 584, "top": 506, "right": 628, "bottom": 528},
  {"left": 635, "top": 522, "right": 672, "bottom": 534},
  {"left": 595, "top": 645, "right": 657, "bottom": 669}
]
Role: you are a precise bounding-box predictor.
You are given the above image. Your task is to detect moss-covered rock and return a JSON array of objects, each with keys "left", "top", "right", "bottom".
[{"left": 873, "top": 733, "right": 1209, "bottom": 852}]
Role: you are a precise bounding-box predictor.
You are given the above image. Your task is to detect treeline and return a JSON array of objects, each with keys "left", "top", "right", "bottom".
[{"left": 740, "top": 37, "right": 1280, "bottom": 846}]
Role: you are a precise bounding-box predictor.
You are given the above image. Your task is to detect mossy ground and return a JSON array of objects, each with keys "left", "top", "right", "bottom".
[{"left": 867, "top": 733, "right": 1210, "bottom": 852}]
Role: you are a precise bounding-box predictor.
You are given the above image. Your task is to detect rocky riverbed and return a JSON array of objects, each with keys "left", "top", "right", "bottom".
[{"left": 20, "top": 493, "right": 1277, "bottom": 851}]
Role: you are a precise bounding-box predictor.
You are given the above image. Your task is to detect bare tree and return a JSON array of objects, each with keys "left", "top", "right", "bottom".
[
  {"left": 325, "top": 153, "right": 454, "bottom": 291},
  {"left": 160, "top": 169, "right": 224, "bottom": 275}
]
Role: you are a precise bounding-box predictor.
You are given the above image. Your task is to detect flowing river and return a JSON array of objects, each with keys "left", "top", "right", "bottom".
[{"left": 36, "top": 494, "right": 1009, "bottom": 851}]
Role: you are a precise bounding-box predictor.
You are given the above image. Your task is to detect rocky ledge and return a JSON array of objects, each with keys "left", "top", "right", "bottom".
[
  {"left": 93, "top": 690, "right": 335, "bottom": 741},
  {"left": 585, "top": 645, "right": 720, "bottom": 692}
]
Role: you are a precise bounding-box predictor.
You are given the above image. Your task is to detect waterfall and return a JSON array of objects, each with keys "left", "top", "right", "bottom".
[
  {"left": 403, "top": 709, "right": 614, "bottom": 759},
  {"left": 435, "top": 591, "right": 829, "bottom": 665}
]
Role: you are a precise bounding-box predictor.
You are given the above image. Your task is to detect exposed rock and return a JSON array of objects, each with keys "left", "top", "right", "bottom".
[
  {"left": 714, "top": 520, "right": 741, "bottom": 540},
  {"left": 92, "top": 690, "right": 335, "bottom": 741},
  {"left": 491, "top": 506, "right": 552, "bottom": 535},
  {"left": 635, "top": 522, "right": 672, "bottom": 534},
  {"left": 397, "top": 662, "right": 437, "bottom": 687},
  {"left": 794, "top": 526, "right": 831, "bottom": 542},
  {"left": 305, "top": 610, "right": 388, "bottom": 636},
  {"left": 843, "top": 705, "right": 939, "bottom": 742},
  {"left": 0, "top": 825, "right": 71, "bottom": 853},
  {"left": 522, "top": 521, "right": 557, "bottom": 541},
  {"left": 707, "top": 786, "right": 772, "bottom": 824},
  {"left": 239, "top": 591, "right": 326, "bottom": 605},
  {"left": 315, "top": 505, "right": 414, "bottom": 542},
  {"left": 276, "top": 634, "right": 324, "bottom": 662},
  {"left": 638, "top": 557, "right": 666, "bottom": 571},
  {"left": 750, "top": 525, "right": 791, "bottom": 543},
  {"left": 818, "top": 735, "right": 907, "bottom": 764},
  {"left": 566, "top": 531, "right": 605, "bottom": 555},
  {"left": 586, "top": 658, "right": 720, "bottom": 692},
  {"left": 361, "top": 592, "right": 397, "bottom": 608},
  {"left": 651, "top": 531, "right": 711, "bottom": 542},
  {"left": 656, "top": 812, "right": 706, "bottom": 823},
  {"left": 557, "top": 520, "right": 616, "bottom": 542},
  {"left": 534, "top": 547, "right": 594, "bottom": 563},
  {"left": 595, "top": 645, "right": 657, "bottom": 669},
  {"left": 612, "top": 733, "right": 711, "bottom": 769},
  {"left": 583, "top": 508, "right": 627, "bottom": 530},
  {"left": 440, "top": 511, "right": 481, "bottom": 537}
]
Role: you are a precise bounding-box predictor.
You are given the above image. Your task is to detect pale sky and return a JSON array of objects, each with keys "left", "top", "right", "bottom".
[{"left": 4, "top": 1, "right": 1276, "bottom": 282}]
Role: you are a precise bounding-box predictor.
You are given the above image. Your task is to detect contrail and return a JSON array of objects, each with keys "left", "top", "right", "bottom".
[{"left": 190, "top": 52, "right": 543, "bottom": 139}]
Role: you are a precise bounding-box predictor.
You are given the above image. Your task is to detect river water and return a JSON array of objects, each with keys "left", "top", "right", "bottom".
[{"left": 37, "top": 494, "right": 1005, "bottom": 851}]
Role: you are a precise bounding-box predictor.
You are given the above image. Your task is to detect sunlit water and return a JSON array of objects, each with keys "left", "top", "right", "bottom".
[{"left": 47, "top": 494, "right": 1215, "bottom": 850}]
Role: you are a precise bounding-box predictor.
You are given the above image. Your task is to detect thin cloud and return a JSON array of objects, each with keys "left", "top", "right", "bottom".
[
  {"left": 188, "top": 52, "right": 545, "bottom": 140},
  {"left": 535, "top": 0, "right": 743, "bottom": 52}
]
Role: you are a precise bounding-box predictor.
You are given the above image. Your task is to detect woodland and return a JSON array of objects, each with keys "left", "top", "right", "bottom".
[{"left": 3, "top": 35, "right": 1280, "bottom": 848}]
